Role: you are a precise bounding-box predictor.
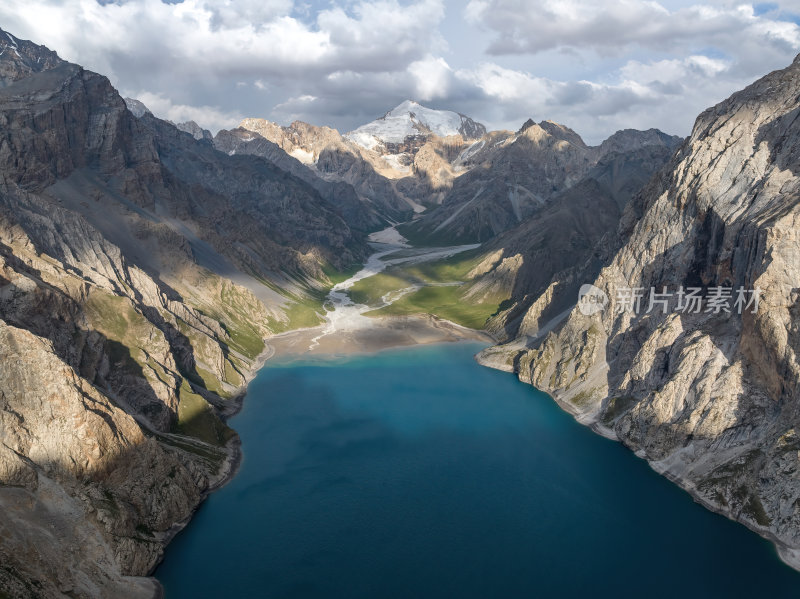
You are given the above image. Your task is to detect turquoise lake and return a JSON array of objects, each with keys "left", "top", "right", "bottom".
[{"left": 155, "top": 342, "right": 800, "bottom": 597}]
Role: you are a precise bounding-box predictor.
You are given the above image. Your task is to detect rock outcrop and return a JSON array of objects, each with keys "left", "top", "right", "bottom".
[
  {"left": 175, "top": 120, "right": 212, "bottom": 141},
  {"left": 481, "top": 54, "right": 800, "bottom": 568}
]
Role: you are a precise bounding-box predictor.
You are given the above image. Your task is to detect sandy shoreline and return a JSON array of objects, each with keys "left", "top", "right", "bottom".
[{"left": 266, "top": 313, "right": 493, "bottom": 359}]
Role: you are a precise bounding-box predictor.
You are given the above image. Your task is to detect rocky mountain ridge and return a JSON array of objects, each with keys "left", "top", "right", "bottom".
[
  {"left": 214, "top": 119, "right": 416, "bottom": 227},
  {"left": 399, "top": 121, "right": 682, "bottom": 244},
  {"left": 479, "top": 53, "right": 800, "bottom": 569},
  {"left": 468, "top": 143, "right": 678, "bottom": 341}
]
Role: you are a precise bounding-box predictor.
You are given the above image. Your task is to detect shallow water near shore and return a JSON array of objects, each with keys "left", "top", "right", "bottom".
[{"left": 155, "top": 342, "right": 800, "bottom": 598}]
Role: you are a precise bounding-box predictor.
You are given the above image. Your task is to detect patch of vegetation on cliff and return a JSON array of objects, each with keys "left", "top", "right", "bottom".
[
  {"left": 194, "top": 366, "right": 231, "bottom": 400},
  {"left": 177, "top": 269, "right": 268, "bottom": 361},
  {"left": 698, "top": 450, "right": 772, "bottom": 526},
  {"left": 742, "top": 494, "right": 771, "bottom": 527},
  {"left": 224, "top": 359, "right": 243, "bottom": 388},
  {"left": 223, "top": 322, "right": 265, "bottom": 360},
  {"left": 85, "top": 290, "right": 171, "bottom": 382},
  {"left": 174, "top": 317, "right": 245, "bottom": 399},
  {"left": 174, "top": 379, "right": 235, "bottom": 447},
  {"left": 602, "top": 396, "right": 639, "bottom": 424},
  {"left": 267, "top": 293, "right": 326, "bottom": 333},
  {"left": 85, "top": 291, "right": 158, "bottom": 352},
  {"left": 85, "top": 289, "right": 240, "bottom": 454},
  {"left": 568, "top": 389, "right": 596, "bottom": 409}
]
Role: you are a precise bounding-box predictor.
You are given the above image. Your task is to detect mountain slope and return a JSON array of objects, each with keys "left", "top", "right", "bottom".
[
  {"left": 214, "top": 120, "right": 414, "bottom": 228},
  {"left": 400, "top": 121, "right": 681, "bottom": 244},
  {"left": 469, "top": 144, "right": 677, "bottom": 340},
  {"left": 481, "top": 54, "right": 800, "bottom": 568},
  {"left": 0, "top": 28, "right": 368, "bottom": 595}
]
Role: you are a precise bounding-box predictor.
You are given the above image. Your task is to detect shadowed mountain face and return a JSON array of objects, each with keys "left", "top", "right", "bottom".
[
  {"left": 399, "top": 122, "right": 682, "bottom": 245},
  {"left": 0, "top": 28, "right": 374, "bottom": 596},
  {"left": 0, "top": 39, "right": 368, "bottom": 278},
  {"left": 480, "top": 53, "right": 800, "bottom": 567}
]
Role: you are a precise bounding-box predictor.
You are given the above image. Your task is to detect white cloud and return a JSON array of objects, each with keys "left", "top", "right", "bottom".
[
  {"left": 464, "top": 0, "right": 800, "bottom": 59},
  {"left": 408, "top": 55, "right": 453, "bottom": 100},
  {"left": 201, "top": 0, "right": 293, "bottom": 29},
  {"left": 0, "top": 0, "right": 446, "bottom": 87},
  {"left": 452, "top": 52, "right": 761, "bottom": 143},
  {"left": 619, "top": 55, "right": 732, "bottom": 85},
  {"left": 1, "top": 0, "right": 799, "bottom": 142},
  {"left": 449, "top": 1, "right": 800, "bottom": 141},
  {"left": 456, "top": 63, "right": 550, "bottom": 101}
]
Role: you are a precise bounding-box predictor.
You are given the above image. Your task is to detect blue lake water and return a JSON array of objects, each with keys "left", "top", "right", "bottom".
[{"left": 155, "top": 342, "right": 800, "bottom": 598}]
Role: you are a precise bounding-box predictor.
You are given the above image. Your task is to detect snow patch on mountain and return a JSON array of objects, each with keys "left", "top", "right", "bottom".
[{"left": 346, "top": 100, "right": 486, "bottom": 150}]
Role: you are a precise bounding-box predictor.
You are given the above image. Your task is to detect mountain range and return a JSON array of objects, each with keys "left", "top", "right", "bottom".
[{"left": 3, "top": 24, "right": 800, "bottom": 596}]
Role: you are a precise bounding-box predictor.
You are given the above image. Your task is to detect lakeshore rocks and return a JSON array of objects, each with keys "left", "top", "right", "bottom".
[{"left": 481, "top": 54, "right": 800, "bottom": 563}]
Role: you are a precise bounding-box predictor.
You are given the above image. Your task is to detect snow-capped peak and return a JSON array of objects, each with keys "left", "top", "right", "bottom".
[{"left": 345, "top": 100, "right": 486, "bottom": 151}]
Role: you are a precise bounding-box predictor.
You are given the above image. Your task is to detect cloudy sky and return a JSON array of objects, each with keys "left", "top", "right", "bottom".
[{"left": 2, "top": 0, "right": 800, "bottom": 143}]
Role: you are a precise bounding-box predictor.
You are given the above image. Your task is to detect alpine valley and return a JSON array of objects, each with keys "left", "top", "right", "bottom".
[{"left": 1, "top": 24, "right": 800, "bottom": 598}]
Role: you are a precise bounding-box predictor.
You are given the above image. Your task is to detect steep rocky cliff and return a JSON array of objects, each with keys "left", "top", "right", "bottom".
[
  {"left": 481, "top": 54, "right": 800, "bottom": 568},
  {"left": 0, "top": 29, "right": 368, "bottom": 596},
  {"left": 476, "top": 144, "right": 678, "bottom": 341}
]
